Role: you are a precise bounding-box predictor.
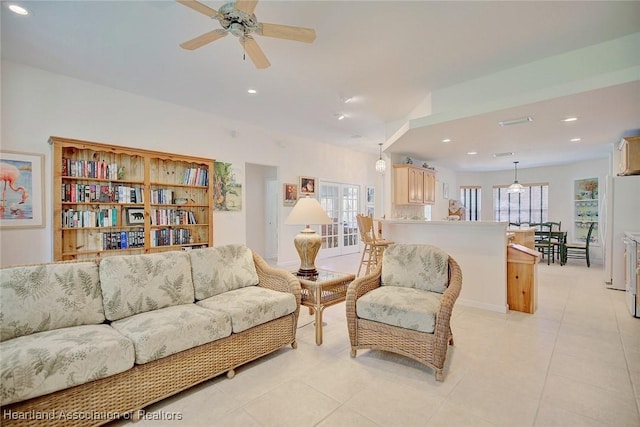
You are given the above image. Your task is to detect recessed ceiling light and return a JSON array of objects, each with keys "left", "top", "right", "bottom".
[
  {"left": 498, "top": 116, "right": 533, "bottom": 127},
  {"left": 562, "top": 117, "right": 578, "bottom": 122},
  {"left": 342, "top": 97, "right": 353, "bottom": 104},
  {"left": 442, "top": 138, "right": 452, "bottom": 143},
  {"left": 467, "top": 151, "right": 478, "bottom": 155},
  {"left": 247, "top": 89, "right": 257, "bottom": 94},
  {"left": 570, "top": 138, "right": 582, "bottom": 142},
  {"left": 8, "top": 4, "right": 29, "bottom": 15},
  {"left": 336, "top": 114, "right": 345, "bottom": 120}
]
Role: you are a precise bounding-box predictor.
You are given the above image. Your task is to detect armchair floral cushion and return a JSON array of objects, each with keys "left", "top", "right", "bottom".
[
  {"left": 0, "top": 324, "right": 134, "bottom": 406},
  {"left": 0, "top": 261, "right": 104, "bottom": 342},
  {"left": 355, "top": 286, "right": 442, "bottom": 333},
  {"left": 189, "top": 245, "right": 259, "bottom": 300},
  {"left": 381, "top": 244, "right": 449, "bottom": 293},
  {"left": 99, "top": 252, "right": 195, "bottom": 321}
]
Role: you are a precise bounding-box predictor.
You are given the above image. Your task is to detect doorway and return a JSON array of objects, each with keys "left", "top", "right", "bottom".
[
  {"left": 245, "top": 163, "right": 278, "bottom": 260},
  {"left": 318, "top": 181, "right": 360, "bottom": 258}
]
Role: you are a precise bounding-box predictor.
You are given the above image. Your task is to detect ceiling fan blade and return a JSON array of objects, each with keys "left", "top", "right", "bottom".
[
  {"left": 235, "top": 0, "right": 259, "bottom": 15},
  {"left": 180, "top": 29, "right": 228, "bottom": 50},
  {"left": 176, "top": 0, "right": 221, "bottom": 19},
  {"left": 258, "top": 23, "right": 316, "bottom": 43},
  {"left": 241, "top": 37, "right": 270, "bottom": 69}
]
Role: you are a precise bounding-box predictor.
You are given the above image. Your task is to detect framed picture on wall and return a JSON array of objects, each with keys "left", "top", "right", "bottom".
[
  {"left": 366, "top": 186, "right": 375, "bottom": 204},
  {"left": 0, "top": 151, "right": 45, "bottom": 229},
  {"left": 283, "top": 183, "right": 298, "bottom": 206},
  {"left": 299, "top": 176, "right": 316, "bottom": 195}
]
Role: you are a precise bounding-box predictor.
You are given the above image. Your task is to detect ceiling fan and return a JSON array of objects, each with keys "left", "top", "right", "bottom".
[{"left": 176, "top": 0, "right": 316, "bottom": 69}]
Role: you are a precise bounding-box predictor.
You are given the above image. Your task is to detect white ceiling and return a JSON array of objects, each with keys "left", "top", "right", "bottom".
[{"left": 2, "top": 1, "right": 639, "bottom": 171}]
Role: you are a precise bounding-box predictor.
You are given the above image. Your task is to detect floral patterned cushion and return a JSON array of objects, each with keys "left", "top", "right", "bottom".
[
  {"left": 381, "top": 244, "right": 449, "bottom": 293},
  {"left": 0, "top": 324, "right": 134, "bottom": 406},
  {"left": 356, "top": 286, "right": 442, "bottom": 333},
  {"left": 197, "top": 286, "right": 297, "bottom": 333},
  {"left": 110, "top": 304, "right": 232, "bottom": 364},
  {"left": 0, "top": 261, "right": 105, "bottom": 342},
  {"left": 99, "top": 252, "right": 195, "bottom": 321},
  {"left": 189, "top": 245, "right": 259, "bottom": 300}
]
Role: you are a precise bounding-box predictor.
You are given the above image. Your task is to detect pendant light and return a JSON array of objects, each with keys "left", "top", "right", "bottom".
[
  {"left": 375, "top": 143, "right": 386, "bottom": 173},
  {"left": 507, "top": 161, "right": 525, "bottom": 193}
]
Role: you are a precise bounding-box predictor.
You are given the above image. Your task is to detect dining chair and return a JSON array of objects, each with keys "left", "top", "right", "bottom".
[
  {"left": 546, "top": 221, "right": 564, "bottom": 263},
  {"left": 565, "top": 222, "right": 595, "bottom": 267},
  {"left": 532, "top": 222, "right": 554, "bottom": 265},
  {"left": 356, "top": 214, "right": 394, "bottom": 276}
]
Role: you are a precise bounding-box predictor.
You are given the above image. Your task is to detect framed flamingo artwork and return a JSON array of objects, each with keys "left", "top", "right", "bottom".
[{"left": 0, "top": 151, "right": 45, "bottom": 228}]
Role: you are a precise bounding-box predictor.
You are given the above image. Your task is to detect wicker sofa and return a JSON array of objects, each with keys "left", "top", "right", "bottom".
[
  {"left": 0, "top": 244, "right": 300, "bottom": 427},
  {"left": 346, "top": 244, "right": 462, "bottom": 381}
]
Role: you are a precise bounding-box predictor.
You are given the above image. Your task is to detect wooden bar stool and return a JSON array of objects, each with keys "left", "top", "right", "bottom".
[{"left": 356, "top": 214, "right": 394, "bottom": 276}]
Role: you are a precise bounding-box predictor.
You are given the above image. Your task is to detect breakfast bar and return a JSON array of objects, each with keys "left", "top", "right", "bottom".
[{"left": 381, "top": 219, "right": 509, "bottom": 313}]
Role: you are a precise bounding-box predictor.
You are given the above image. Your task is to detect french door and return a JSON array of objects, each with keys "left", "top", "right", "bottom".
[{"left": 318, "top": 182, "right": 360, "bottom": 257}]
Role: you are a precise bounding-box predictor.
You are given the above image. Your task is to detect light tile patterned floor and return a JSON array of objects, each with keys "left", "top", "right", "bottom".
[{"left": 111, "top": 254, "right": 640, "bottom": 427}]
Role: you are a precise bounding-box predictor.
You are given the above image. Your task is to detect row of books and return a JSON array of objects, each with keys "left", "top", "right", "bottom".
[
  {"left": 183, "top": 167, "right": 209, "bottom": 186},
  {"left": 62, "top": 158, "right": 123, "bottom": 180},
  {"left": 150, "top": 189, "right": 174, "bottom": 205},
  {"left": 62, "top": 184, "right": 143, "bottom": 204},
  {"left": 150, "top": 209, "right": 198, "bottom": 226},
  {"left": 150, "top": 228, "right": 192, "bottom": 247},
  {"left": 62, "top": 208, "right": 119, "bottom": 228},
  {"left": 101, "top": 230, "right": 145, "bottom": 250}
]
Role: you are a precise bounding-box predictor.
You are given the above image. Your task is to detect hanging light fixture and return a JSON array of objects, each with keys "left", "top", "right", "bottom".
[
  {"left": 507, "top": 161, "right": 525, "bottom": 193},
  {"left": 375, "top": 143, "right": 386, "bottom": 173}
]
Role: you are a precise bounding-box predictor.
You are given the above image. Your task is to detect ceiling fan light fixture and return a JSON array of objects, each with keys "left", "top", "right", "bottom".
[
  {"left": 498, "top": 116, "right": 533, "bottom": 127},
  {"left": 375, "top": 143, "right": 386, "bottom": 174},
  {"left": 507, "top": 161, "right": 526, "bottom": 193}
]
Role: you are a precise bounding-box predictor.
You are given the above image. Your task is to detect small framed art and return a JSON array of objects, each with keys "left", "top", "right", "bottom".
[
  {"left": 125, "top": 207, "right": 146, "bottom": 225},
  {"left": 283, "top": 183, "right": 298, "bottom": 206},
  {"left": 299, "top": 176, "right": 316, "bottom": 195}
]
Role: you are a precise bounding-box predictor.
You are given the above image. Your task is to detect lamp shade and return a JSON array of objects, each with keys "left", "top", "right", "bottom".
[
  {"left": 507, "top": 161, "right": 526, "bottom": 193},
  {"left": 285, "top": 196, "right": 332, "bottom": 226}
]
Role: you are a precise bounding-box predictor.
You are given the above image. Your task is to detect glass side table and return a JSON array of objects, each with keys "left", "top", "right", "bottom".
[{"left": 294, "top": 269, "right": 356, "bottom": 345}]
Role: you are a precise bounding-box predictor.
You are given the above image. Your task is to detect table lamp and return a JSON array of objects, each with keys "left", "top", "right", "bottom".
[{"left": 285, "top": 196, "right": 332, "bottom": 277}]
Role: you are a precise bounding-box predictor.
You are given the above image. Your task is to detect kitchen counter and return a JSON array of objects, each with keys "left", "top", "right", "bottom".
[{"left": 381, "top": 219, "right": 509, "bottom": 313}]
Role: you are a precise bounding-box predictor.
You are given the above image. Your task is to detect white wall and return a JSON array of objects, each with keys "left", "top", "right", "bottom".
[
  {"left": 457, "top": 157, "right": 610, "bottom": 261},
  {"left": 0, "top": 61, "right": 379, "bottom": 267}
]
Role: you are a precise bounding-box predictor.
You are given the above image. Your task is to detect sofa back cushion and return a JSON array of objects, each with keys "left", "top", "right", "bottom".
[
  {"left": 189, "top": 245, "right": 259, "bottom": 300},
  {"left": 381, "top": 244, "right": 449, "bottom": 293},
  {"left": 99, "top": 251, "right": 195, "bottom": 321},
  {"left": 0, "top": 261, "right": 105, "bottom": 341}
]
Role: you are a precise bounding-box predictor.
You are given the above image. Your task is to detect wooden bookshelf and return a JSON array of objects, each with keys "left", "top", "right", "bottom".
[{"left": 50, "top": 136, "right": 214, "bottom": 261}]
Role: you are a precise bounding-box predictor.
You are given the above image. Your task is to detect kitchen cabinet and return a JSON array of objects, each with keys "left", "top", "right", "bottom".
[
  {"left": 619, "top": 136, "right": 640, "bottom": 176},
  {"left": 393, "top": 164, "right": 436, "bottom": 205}
]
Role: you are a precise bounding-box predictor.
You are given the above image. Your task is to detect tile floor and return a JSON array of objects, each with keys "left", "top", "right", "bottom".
[{"left": 112, "top": 254, "right": 640, "bottom": 427}]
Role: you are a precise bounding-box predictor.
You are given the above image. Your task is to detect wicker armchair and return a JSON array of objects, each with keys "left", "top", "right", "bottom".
[{"left": 346, "top": 244, "right": 462, "bottom": 381}]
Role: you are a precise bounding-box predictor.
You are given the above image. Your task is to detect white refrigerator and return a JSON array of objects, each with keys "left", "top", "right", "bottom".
[{"left": 602, "top": 175, "right": 640, "bottom": 290}]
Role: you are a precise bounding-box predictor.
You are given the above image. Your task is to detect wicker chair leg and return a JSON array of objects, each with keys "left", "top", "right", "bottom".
[
  {"left": 132, "top": 409, "right": 143, "bottom": 422},
  {"left": 226, "top": 369, "right": 235, "bottom": 379},
  {"left": 449, "top": 335, "right": 454, "bottom": 345},
  {"left": 350, "top": 349, "right": 357, "bottom": 358},
  {"left": 435, "top": 369, "right": 444, "bottom": 382},
  {"left": 291, "top": 340, "right": 298, "bottom": 349}
]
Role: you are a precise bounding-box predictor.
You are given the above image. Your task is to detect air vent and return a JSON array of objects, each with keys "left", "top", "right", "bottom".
[
  {"left": 493, "top": 152, "right": 514, "bottom": 158},
  {"left": 498, "top": 116, "right": 533, "bottom": 127}
]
